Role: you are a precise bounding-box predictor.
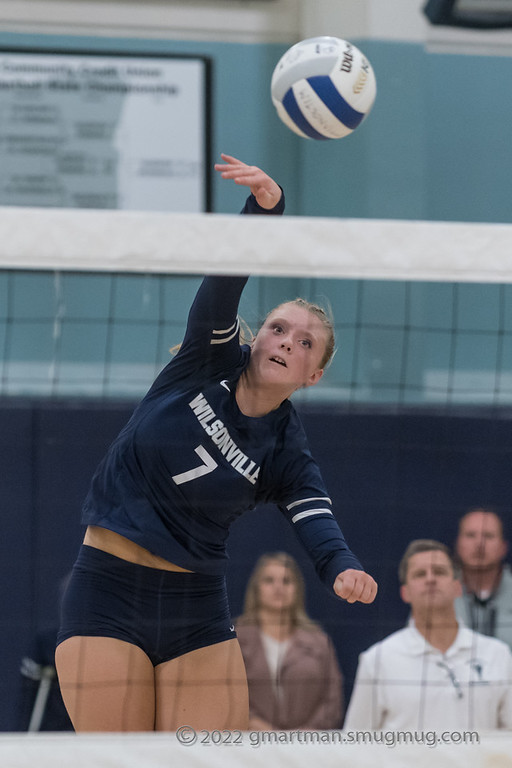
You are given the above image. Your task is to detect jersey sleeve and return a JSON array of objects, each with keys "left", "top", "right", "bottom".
[
  {"left": 241, "top": 188, "right": 285, "bottom": 216},
  {"left": 147, "top": 274, "right": 248, "bottom": 394},
  {"left": 278, "top": 468, "right": 365, "bottom": 594},
  {"left": 177, "top": 274, "right": 249, "bottom": 372},
  {"left": 269, "top": 420, "right": 364, "bottom": 595},
  {"left": 176, "top": 189, "right": 285, "bottom": 366}
]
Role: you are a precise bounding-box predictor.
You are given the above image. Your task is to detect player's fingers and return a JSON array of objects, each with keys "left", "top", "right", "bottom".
[
  {"left": 214, "top": 167, "right": 258, "bottom": 180},
  {"left": 334, "top": 570, "right": 377, "bottom": 604},
  {"left": 214, "top": 164, "right": 247, "bottom": 174},
  {"left": 233, "top": 172, "right": 266, "bottom": 186},
  {"left": 219, "top": 153, "right": 248, "bottom": 167},
  {"left": 358, "top": 576, "right": 378, "bottom": 604},
  {"left": 335, "top": 570, "right": 356, "bottom": 600},
  {"left": 345, "top": 576, "right": 367, "bottom": 604}
]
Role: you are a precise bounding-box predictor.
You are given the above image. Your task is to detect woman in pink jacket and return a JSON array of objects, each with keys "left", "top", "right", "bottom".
[{"left": 236, "top": 552, "right": 344, "bottom": 730}]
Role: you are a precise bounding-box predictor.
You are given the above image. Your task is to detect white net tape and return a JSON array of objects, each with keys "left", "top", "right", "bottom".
[
  {"left": 1, "top": 206, "right": 511, "bottom": 282},
  {"left": 1, "top": 731, "right": 511, "bottom": 767}
]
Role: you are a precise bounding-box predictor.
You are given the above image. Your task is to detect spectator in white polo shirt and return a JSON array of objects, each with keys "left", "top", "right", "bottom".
[{"left": 344, "top": 539, "right": 512, "bottom": 731}]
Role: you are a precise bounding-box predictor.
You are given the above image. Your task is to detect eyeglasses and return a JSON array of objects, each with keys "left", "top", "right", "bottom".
[{"left": 436, "top": 660, "right": 463, "bottom": 699}]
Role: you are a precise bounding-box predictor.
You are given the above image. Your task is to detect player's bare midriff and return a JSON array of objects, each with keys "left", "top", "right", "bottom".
[{"left": 83, "top": 525, "right": 194, "bottom": 572}]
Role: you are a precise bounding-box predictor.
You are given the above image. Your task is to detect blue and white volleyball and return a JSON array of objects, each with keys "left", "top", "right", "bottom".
[{"left": 270, "top": 36, "right": 377, "bottom": 140}]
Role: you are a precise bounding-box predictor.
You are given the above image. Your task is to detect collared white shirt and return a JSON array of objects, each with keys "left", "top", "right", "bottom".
[{"left": 344, "top": 624, "right": 512, "bottom": 731}]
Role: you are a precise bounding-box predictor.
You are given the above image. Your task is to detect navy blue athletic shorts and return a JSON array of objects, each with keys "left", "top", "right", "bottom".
[{"left": 56, "top": 545, "right": 236, "bottom": 666}]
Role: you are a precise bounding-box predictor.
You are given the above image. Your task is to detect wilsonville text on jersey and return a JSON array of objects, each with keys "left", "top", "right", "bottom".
[{"left": 188, "top": 392, "right": 260, "bottom": 484}]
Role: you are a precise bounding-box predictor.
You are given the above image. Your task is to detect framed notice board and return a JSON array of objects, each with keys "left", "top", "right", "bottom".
[{"left": 0, "top": 49, "right": 212, "bottom": 212}]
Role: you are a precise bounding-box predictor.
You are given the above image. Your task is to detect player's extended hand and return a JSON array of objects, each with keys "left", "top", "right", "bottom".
[
  {"left": 214, "top": 153, "right": 282, "bottom": 210},
  {"left": 333, "top": 569, "right": 378, "bottom": 604}
]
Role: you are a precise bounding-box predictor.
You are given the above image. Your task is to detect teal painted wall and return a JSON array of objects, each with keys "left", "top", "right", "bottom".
[
  {"left": 300, "top": 40, "right": 512, "bottom": 223},
  {"left": 1, "top": 33, "right": 511, "bottom": 220}
]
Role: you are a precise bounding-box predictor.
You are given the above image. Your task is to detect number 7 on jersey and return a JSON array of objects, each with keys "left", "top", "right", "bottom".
[{"left": 171, "top": 445, "right": 218, "bottom": 485}]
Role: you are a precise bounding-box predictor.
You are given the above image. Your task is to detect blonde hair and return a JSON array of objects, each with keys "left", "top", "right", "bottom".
[{"left": 236, "top": 552, "right": 319, "bottom": 630}]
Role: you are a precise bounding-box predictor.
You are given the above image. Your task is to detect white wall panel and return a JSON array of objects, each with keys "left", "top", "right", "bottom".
[{"left": 0, "top": 0, "right": 302, "bottom": 43}]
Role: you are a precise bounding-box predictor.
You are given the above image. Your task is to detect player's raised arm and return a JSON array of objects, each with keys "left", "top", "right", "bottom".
[{"left": 214, "top": 153, "right": 282, "bottom": 210}]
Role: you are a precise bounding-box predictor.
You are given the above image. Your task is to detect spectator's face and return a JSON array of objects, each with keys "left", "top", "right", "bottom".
[
  {"left": 257, "top": 562, "right": 297, "bottom": 613},
  {"left": 400, "top": 549, "right": 461, "bottom": 611},
  {"left": 455, "top": 511, "right": 507, "bottom": 571}
]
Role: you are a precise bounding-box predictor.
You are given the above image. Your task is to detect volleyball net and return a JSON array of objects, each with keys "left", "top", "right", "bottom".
[
  {"left": 1, "top": 206, "right": 512, "bottom": 405},
  {"left": 2, "top": 205, "right": 512, "bottom": 764}
]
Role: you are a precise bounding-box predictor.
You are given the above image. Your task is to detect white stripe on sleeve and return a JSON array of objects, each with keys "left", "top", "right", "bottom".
[
  {"left": 286, "top": 496, "right": 332, "bottom": 511},
  {"left": 210, "top": 318, "right": 240, "bottom": 345},
  {"left": 291, "top": 508, "right": 334, "bottom": 523}
]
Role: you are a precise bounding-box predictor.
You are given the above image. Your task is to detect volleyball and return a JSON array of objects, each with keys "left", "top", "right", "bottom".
[{"left": 270, "top": 36, "right": 377, "bottom": 140}]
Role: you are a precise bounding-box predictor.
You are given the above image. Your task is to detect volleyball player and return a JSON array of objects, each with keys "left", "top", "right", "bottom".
[{"left": 55, "top": 154, "right": 377, "bottom": 732}]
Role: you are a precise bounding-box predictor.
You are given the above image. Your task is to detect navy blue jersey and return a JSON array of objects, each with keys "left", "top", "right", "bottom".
[{"left": 83, "top": 193, "right": 363, "bottom": 592}]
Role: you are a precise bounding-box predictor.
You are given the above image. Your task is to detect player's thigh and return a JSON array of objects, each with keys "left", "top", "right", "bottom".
[
  {"left": 55, "top": 635, "right": 156, "bottom": 732},
  {"left": 154, "top": 638, "right": 248, "bottom": 731}
]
